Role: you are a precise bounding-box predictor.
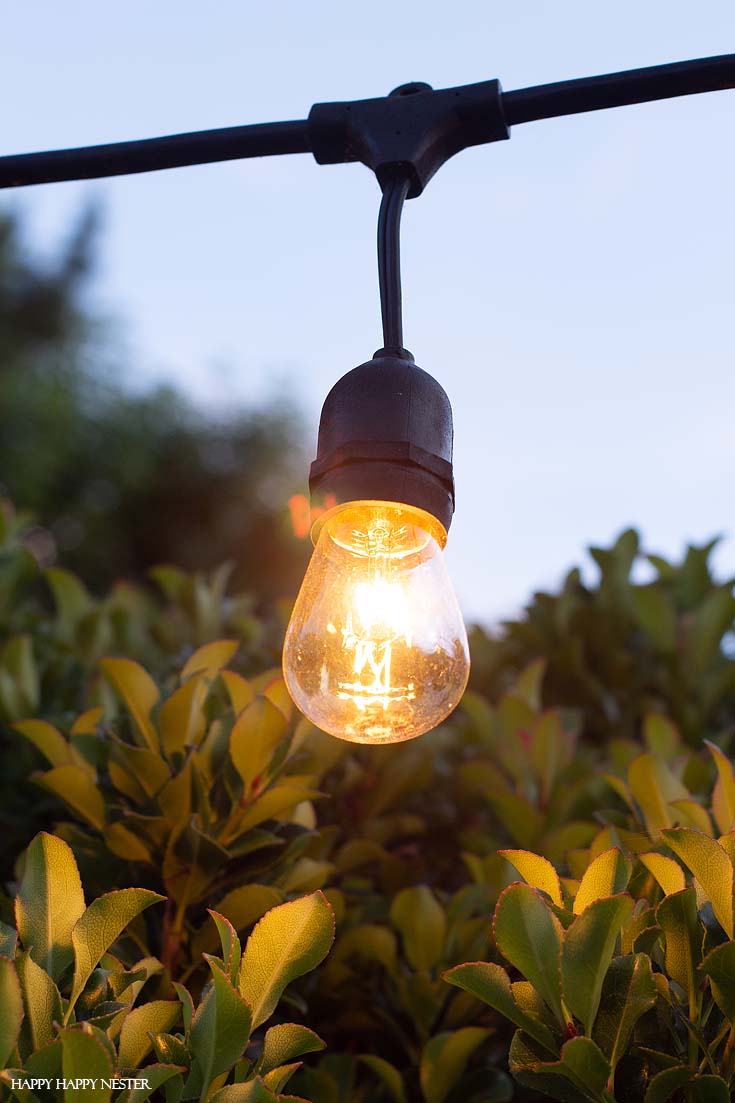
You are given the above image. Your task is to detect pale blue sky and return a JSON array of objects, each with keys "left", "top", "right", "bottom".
[{"left": 2, "top": 1, "right": 734, "bottom": 623}]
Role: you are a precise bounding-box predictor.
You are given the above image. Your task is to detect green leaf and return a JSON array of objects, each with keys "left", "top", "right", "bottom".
[
  {"left": 150, "top": 1032, "right": 190, "bottom": 1068},
  {"left": 209, "top": 1082, "right": 277, "bottom": 1103},
  {"left": 259, "top": 1024, "right": 326, "bottom": 1075},
  {"left": 512, "top": 659, "right": 546, "bottom": 710},
  {"left": 0, "top": 922, "right": 17, "bottom": 958},
  {"left": 640, "top": 853, "right": 686, "bottom": 896},
  {"left": 628, "top": 755, "right": 689, "bottom": 838},
  {"left": 220, "top": 671, "right": 255, "bottom": 716},
  {"left": 484, "top": 790, "right": 544, "bottom": 849},
  {"left": 509, "top": 1032, "right": 590, "bottom": 1103},
  {"left": 157, "top": 761, "right": 193, "bottom": 833},
  {"left": 493, "top": 883, "right": 564, "bottom": 1025},
  {"left": 22, "top": 1037, "right": 62, "bottom": 1083},
  {"left": 671, "top": 800, "right": 714, "bottom": 836},
  {"left": 126, "top": 1065, "right": 187, "bottom": 1103},
  {"left": 419, "top": 1027, "right": 490, "bottom": 1103},
  {"left": 561, "top": 894, "right": 634, "bottom": 1036},
  {"left": 534, "top": 1037, "right": 611, "bottom": 1100},
  {"left": 60, "top": 1028, "right": 113, "bottom": 1103},
  {"left": 108, "top": 955, "right": 162, "bottom": 1003},
  {"left": 705, "top": 741, "right": 735, "bottom": 835},
  {"left": 656, "top": 889, "right": 700, "bottom": 1009},
  {"left": 0, "top": 635, "right": 39, "bottom": 715},
  {"left": 0, "top": 1069, "right": 34, "bottom": 1103},
  {"left": 262, "top": 1063, "right": 301, "bottom": 1093},
  {"left": 631, "top": 586, "right": 676, "bottom": 651},
  {"left": 530, "top": 711, "right": 574, "bottom": 805},
  {"left": 159, "top": 676, "right": 208, "bottom": 757},
  {"left": 174, "top": 982, "right": 195, "bottom": 1036},
  {"left": 99, "top": 657, "right": 160, "bottom": 751},
  {"left": 208, "top": 911, "right": 241, "bottom": 983},
  {"left": 193, "top": 886, "right": 283, "bottom": 960},
  {"left": 260, "top": 675, "right": 292, "bottom": 721},
  {"left": 46, "top": 568, "right": 93, "bottom": 634},
  {"left": 620, "top": 908, "right": 660, "bottom": 956},
  {"left": 181, "top": 640, "right": 240, "bottom": 681},
  {"left": 643, "top": 714, "right": 681, "bottom": 758},
  {"left": 16, "top": 951, "right": 62, "bottom": 1051},
  {"left": 117, "top": 1000, "right": 180, "bottom": 1069},
  {"left": 390, "top": 886, "right": 446, "bottom": 971},
  {"left": 108, "top": 739, "right": 170, "bottom": 801},
  {"left": 699, "top": 940, "right": 735, "bottom": 1021},
  {"left": 239, "top": 892, "right": 334, "bottom": 1029},
  {"left": 500, "top": 850, "right": 563, "bottom": 906},
  {"left": 687, "top": 1075, "right": 731, "bottom": 1101},
  {"left": 188, "top": 962, "right": 253, "bottom": 1096},
  {"left": 278, "top": 858, "right": 333, "bottom": 894},
  {"left": 328, "top": 925, "right": 397, "bottom": 981},
  {"left": 443, "top": 961, "right": 557, "bottom": 1053},
  {"left": 644, "top": 1066, "right": 693, "bottom": 1103},
  {"left": 573, "top": 848, "right": 631, "bottom": 915},
  {"left": 663, "top": 829, "right": 733, "bottom": 937},
  {"left": 230, "top": 697, "right": 288, "bottom": 793},
  {"left": 15, "top": 832, "right": 85, "bottom": 982},
  {"left": 105, "top": 823, "right": 154, "bottom": 865},
  {"left": 12, "top": 720, "right": 79, "bottom": 771},
  {"left": 0, "top": 957, "right": 23, "bottom": 1068},
  {"left": 689, "top": 586, "right": 735, "bottom": 669},
  {"left": 358, "top": 1055, "right": 406, "bottom": 1102},
  {"left": 33, "top": 766, "right": 107, "bottom": 832},
  {"left": 592, "top": 954, "right": 656, "bottom": 1076},
  {"left": 235, "top": 787, "right": 323, "bottom": 833},
  {"left": 68, "top": 888, "right": 164, "bottom": 1017}
]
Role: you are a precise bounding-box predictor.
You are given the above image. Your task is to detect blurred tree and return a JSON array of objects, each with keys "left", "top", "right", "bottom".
[{"left": 0, "top": 207, "right": 309, "bottom": 602}]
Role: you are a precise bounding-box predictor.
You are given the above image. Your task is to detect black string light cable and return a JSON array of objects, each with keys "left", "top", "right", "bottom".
[
  {"left": 376, "top": 172, "right": 411, "bottom": 356},
  {"left": 0, "top": 55, "right": 731, "bottom": 190}
]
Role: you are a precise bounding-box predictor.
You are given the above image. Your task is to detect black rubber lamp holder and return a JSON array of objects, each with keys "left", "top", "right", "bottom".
[{"left": 308, "top": 81, "right": 508, "bottom": 534}]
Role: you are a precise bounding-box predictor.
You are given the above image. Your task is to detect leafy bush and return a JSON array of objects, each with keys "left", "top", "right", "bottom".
[
  {"left": 6, "top": 486, "right": 735, "bottom": 1102},
  {"left": 10, "top": 644, "right": 338, "bottom": 984},
  {"left": 0, "top": 500, "right": 285, "bottom": 885},
  {"left": 0, "top": 830, "right": 334, "bottom": 1103},
  {"left": 446, "top": 740, "right": 735, "bottom": 1102},
  {"left": 469, "top": 530, "right": 735, "bottom": 746}
]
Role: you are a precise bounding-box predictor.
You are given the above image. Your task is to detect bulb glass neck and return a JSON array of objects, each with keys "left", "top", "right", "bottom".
[{"left": 310, "top": 499, "right": 448, "bottom": 551}]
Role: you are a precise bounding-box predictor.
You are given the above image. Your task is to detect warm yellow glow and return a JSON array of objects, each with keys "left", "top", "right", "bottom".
[{"left": 282, "top": 500, "right": 470, "bottom": 743}]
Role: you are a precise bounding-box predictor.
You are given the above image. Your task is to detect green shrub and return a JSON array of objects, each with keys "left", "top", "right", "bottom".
[
  {"left": 0, "top": 498, "right": 286, "bottom": 884},
  {"left": 445, "top": 741, "right": 735, "bottom": 1101},
  {"left": 469, "top": 530, "right": 735, "bottom": 746},
  {"left": 10, "top": 644, "right": 339, "bottom": 984},
  {"left": 7, "top": 487, "right": 735, "bottom": 1102},
  {"left": 0, "top": 830, "right": 334, "bottom": 1103}
]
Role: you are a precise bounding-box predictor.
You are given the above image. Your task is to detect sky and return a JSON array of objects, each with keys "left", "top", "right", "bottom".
[{"left": 2, "top": 1, "right": 734, "bottom": 625}]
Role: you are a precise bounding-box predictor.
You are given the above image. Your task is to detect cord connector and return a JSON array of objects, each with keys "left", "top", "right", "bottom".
[{"left": 308, "top": 79, "right": 509, "bottom": 198}]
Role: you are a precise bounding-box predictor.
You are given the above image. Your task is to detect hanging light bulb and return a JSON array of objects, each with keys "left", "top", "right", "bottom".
[
  {"left": 283, "top": 499, "right": 469, "bottom": 743},
  {"left": 283, "top": 170, "right": 470, "bottom": 742}
]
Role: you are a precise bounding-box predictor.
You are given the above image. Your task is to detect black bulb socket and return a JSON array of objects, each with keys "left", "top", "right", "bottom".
[{"left": 309, "top": 349, "right": 455, "bottom": 535}]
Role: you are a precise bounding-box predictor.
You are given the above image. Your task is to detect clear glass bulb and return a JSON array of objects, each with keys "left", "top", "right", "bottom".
[{"left": 283, "top": 500, "right": 470, "bottom": 744}]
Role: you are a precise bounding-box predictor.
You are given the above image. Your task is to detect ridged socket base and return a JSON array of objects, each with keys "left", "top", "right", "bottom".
[{"left": 309, "top": 350, "right": 455, "bottom": 533}]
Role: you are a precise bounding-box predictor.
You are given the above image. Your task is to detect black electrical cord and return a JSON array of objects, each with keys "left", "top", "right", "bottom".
[
  {"left": 0, "top": 55, "right": 731, "bottom": 190},
  {"left": 502, "top": 53, "right": 735, "bottom": 126},
  {"left": 376, "top": 174, "right": 411, "bottom": 353},
  {"left": 0, "top": 119, "right": 310, "bottom": 188}
]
